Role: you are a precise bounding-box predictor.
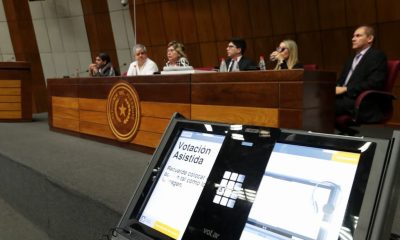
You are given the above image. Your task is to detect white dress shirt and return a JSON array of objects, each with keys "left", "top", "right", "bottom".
[{"left": 127, "top": 58, "right": 158, "bottom": 76}]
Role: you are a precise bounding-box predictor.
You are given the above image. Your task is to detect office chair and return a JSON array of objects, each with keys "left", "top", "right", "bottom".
[{"left": 335, "top": 60, "right": 400, "bottom": 135}]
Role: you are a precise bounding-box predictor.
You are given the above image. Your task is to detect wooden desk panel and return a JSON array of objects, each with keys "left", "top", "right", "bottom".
[
  {"left": 192, "top": 70, "right": 336, "bottom": 131},
  {"left": 48, "top": 70, "right": 336, "bottom": 151},
  {"left": 48, "top": 75, "right": 192, "bottom": 150},
  {"left": 0, "top": 62, "right": 32, "bottom": 121}
]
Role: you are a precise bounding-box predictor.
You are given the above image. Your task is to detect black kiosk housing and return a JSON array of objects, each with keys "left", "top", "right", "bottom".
[{"left": 113, "top": 114, "right": 400, "bottom": 240}]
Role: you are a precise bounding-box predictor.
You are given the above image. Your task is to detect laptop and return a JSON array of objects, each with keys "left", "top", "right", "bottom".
[{"left": 112, "top": 113, "right": 400, "bottom": 240}]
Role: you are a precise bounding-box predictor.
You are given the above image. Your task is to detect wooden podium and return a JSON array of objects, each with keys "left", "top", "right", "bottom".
[
  {"left": 0, "top": 62, "right": 32, "bottom": 121},
  {"left": 47, "top": 70, "right": 336, "bottom": 151}
]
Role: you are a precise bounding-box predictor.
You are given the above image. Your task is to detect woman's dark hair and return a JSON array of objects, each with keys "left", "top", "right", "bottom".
[{"left": 98, "top": 52, "right": 111, "bottom": 64}]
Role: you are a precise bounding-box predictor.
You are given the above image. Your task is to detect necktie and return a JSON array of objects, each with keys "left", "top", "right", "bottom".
[
  {"left": 343, "top": 53, "right": 362, "bottom": 86},
  {"left": 228, "top": 59, "right": 235, "bottom": 72}
]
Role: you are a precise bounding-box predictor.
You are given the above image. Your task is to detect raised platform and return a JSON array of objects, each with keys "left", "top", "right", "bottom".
[{"left": 0, "top": 113, "right": 151, "bottom": 240}]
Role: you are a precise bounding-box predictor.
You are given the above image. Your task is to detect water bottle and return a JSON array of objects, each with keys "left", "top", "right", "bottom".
[
  {"left": 258, "top": 55, "right": 266, "bottom": 70},
  {"left": 219, "top": 58, "right": 227, "bottom": 72}
]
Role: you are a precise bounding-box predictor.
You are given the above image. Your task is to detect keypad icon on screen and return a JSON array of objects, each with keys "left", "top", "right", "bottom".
[{"left": 213, "top": 171, "right": 245, "bottom": 208}]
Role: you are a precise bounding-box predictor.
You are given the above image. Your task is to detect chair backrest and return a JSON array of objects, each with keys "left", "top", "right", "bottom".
[
  {"left": 385, "top": 60, "right": 400, "bottom": 91},
  {"left": 303, "top": 64, "right": 318, "bottom": 71}
]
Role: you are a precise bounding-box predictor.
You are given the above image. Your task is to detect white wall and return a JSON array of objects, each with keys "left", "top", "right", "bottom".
[
  {"left": 107, "top": 0, "right": 136, "bottom": 74},
  {"left": 0, "top": 1, "right": 15, "bottom": 62},
  {"left": 2, "top": 0, "right": 135, "bottom": 80},
  {"left": 28, "top": 0, "right": 91, "bottom": 80}
]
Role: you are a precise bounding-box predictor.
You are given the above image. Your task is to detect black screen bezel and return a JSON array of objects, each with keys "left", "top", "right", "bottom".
[{"left": 116, "top": 118, "right": 390, "bottom": 240}]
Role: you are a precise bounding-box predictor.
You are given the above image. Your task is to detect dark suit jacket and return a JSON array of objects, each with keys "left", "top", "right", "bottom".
[
  {"left": 279, "top": 61, "right": 303, "bottom": 69},
  {"left": 337, "top": 47, "right": 387, "bottom": 98},
  {"left": 226, "top": 56, "right": 255, "bottom": 71},
  {"left": 336, "top": 47, "right": 388, "bottom": 122}
]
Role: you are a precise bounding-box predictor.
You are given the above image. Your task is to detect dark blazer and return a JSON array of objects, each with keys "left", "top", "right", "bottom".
[
  {"left": 226, "top": 56, "right": 255, "bottom": 71},
  {"left": 337, "top": 47, "right": 387, "bottom": 98},
  {"left": 336, "top": 47, "right": 388, "bottom": 122},
  {"left": 279, "top": 61, "right": 303, "bottom": 70}
]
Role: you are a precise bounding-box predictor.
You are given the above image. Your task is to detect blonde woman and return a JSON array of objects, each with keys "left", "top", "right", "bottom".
[
  {"left": 269, "top": 39, "right": 303, "bottom": 70},
  {"left": 166, "top": 41, "right": 190, "bottom": 67}
]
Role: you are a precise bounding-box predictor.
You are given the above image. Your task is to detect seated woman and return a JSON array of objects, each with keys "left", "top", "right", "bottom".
[
  {"left": 269, "top": 39, "right": 303, "bottom": 70},
  {"left": 166, "top": 41, "right": 190, "bottom": 67},
  {"left": 88, "top": 52, "right": 117, "bottom": 76}
]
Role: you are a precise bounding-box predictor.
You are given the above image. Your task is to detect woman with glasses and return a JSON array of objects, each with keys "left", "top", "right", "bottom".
[
  {"left": 127, "top": 44, "right": 159, "bottom": 76},
  {"left": 166, "top": 41, "right": 190, "bottom": 67},
  {"left": 269, "top": 39, "right": 303, "bottom": 70}
]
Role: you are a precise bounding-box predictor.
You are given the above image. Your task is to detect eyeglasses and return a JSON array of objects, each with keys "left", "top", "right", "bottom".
[
  {"left": 227, "top": 45, "right": 236, "bottom": 48},
  {"left": 276, "top": 47, "right": 287, "bottom": 52},
  {"left": 136, "top": 52, "right": 146, "bottom": 56}
]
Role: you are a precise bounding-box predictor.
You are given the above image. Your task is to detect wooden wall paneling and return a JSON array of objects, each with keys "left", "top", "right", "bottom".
[
  {"left": 318, "top": 0, "right": 346, "bottom": 30},
  {"left": 81, "top": 0, "right": 120, "bottom": 73},
  {"left": 145, "top": 2, "right": 167, "bottom": 45},
  {"left": 185, "top": 43, "right": 201, "bottom": 67},
  {"left": 134, "top": 0, "right": 145, "bottom": 4},
  {"left": 378, "top": 22, "right": 400, "bottom": 60},
  {"left": 253, "top": 37, "right": 274, "bottom": 69},
  {"left": 193, "top": 0, "right": 216, "bottom": 42},
  {"left": 321, "top": 29, "right": 350, "bottom": 72},
  {"left": 210, "top": 0, "right": 232, "bottom": 41},
  {"left": 244, "top": 39, "right": 256, "bottom": 64},
  {"left": 133, "top": 4, "right": 151, "bottom": 45},
  {"left": 248, "top": 0, "right": 272, "bottom": 37},
  {"left": 177, "top": 0, "right": 198, "bottom": 44},
  {"left": 297, "top": 32, "right": 323, "bottom": 67},
  {"left": 149, "top": 45, "right": 167, "bottom": 69},
  {"left": 377, "top": 0, "right": 400, "bottom": 22},
  {"left": 217, "top": 41, "right": 229, "bottom": 62},
  {"left": 161, "top": 1, "right": 182, "bottom": 42},
  {"left": 269, "top": 0, "right": 295, "bottom": 35},
  {"left": 292, "top": 0, "right": 320, "bottom": 32},
  {"left": 228, "top": 0, "right": 252, "bottom": 38},
  {"left": 345, "top": 0, "right": 376, "bottom": 27},
  {"left": 199, "top": 42, "right": 218, "bottom": 68},
  {"left": 3, "top": 0, "right": 47, "bottom": 113}
]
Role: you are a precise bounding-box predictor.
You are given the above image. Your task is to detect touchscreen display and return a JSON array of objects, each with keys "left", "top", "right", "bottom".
[
  {"left": 240, "top": 143, "right": 360, "bottom": 240},
  {"left": 139, "top": 130, "right": 225, "bottom": 240}
]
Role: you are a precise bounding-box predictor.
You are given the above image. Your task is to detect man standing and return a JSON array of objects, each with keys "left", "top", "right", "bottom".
[
  {"left": 225, "top": 38, "right": 255, "bottom": 71},
  {"left": 336, "top": 25, "right": 388, "bottom": 122},
  {"left": 127, "top": 44, "right": 158, "bottom": 76}
]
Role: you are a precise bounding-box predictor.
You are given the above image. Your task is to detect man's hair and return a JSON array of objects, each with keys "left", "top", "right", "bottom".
[
  {"left": 230, "top": 38, "right": 247, "bottom": 55},
  {"left": 359, "top": 25, "right": 375, "bottom": 37},
  {"left": 133, "top": 44, "right": 147, "bottom": 53},
  {"left": 98, "top": 52, "right": 111, "bottom": 63}
]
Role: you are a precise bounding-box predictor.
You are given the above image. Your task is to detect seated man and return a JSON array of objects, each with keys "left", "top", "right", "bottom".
[
  {"left": 335, "top": 25, "right": 388, "bottom": 123},
  {"left": 88, "top": 52, "right": 117, "bottom": 77},
  {"left": 127, "top": 44, "right": 158, "bottom": 76},
  {"left": 225, "top": 38, "right": 255, "bottom": 71}
]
